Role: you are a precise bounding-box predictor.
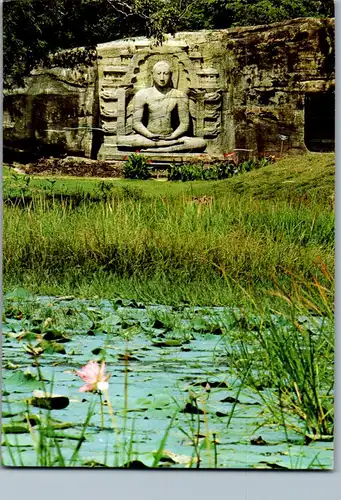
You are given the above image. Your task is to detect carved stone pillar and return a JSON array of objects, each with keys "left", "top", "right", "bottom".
[{"left": 190, "top": 68, "right": 223, "bottom": 140}]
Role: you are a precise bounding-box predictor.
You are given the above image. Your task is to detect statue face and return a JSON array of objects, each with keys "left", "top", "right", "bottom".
[{"left": 152, "top": 62, "right": 171, "bottom": 88}]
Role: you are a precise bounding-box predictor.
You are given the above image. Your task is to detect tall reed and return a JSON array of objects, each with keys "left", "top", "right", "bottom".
[{"left": 3, "top": 191, "right": 334, "bottom": 305}]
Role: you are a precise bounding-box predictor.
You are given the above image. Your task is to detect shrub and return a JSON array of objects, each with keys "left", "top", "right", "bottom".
[
  {"left": 123, "top": 153, "right": 151, "bottom": 180},
  {"left": 167, "top": 163, "right": 206, "bottom": 181},
  {"left": 239, "top": 157, "right": 273, "bottom": 173},
  {"left": 167, "top": 157, "right": 272, "bottom": 182}
]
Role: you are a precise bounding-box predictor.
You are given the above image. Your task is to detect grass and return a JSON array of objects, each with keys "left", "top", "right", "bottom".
[
  {"left": 224, "top": 262, "right": 334, "bottom": 438},
  {"left": 3, "top": 152, "right": 335, "bottom": 200},
  {"left": 3, "top": 153, "right": 334, "bottom": 307}
]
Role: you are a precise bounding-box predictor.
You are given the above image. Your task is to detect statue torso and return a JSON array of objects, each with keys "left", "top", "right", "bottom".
[{"left": 135, "top": 87, "right": 186, "bottom": 135}]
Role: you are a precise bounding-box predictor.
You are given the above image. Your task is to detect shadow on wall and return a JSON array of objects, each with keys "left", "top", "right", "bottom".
[
  {"left": 3, "top": 91, "right": 88, "bottom": 163},
  {"left": 304, "top": 88, "right": 335, "bottom": 152}
]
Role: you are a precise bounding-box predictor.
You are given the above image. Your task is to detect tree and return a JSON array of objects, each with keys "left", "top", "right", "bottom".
[
  {"left": 219, "top": 1, "right": 334, "bottom": 27},
  {"left": 172, "top": 1, "right": 334, "bottom": 30},
  {"left": 3, "top": 0, "right": 164, "bottom": 87},
  {"left": 3, "top": 0, "right": 335, "bottom": 88}
]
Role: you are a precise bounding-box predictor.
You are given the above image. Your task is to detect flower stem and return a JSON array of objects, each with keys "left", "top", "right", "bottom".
[
  {"left": 99, "top": 392, "right": 104, "bottom": 430},
  {"left": 104, "top": 389, "right": 120, "bottom": 443}
]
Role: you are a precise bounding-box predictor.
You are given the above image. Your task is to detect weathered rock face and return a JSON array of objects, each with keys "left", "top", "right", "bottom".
[
  {"left": 3, "top": 66, "right": 96, "bottom": 160},
  {"left": 3, "top": 18, "right": 334, "bottom": 162},
  {"left": 223, "top": 17, "right": 335, "bottom": 155}
]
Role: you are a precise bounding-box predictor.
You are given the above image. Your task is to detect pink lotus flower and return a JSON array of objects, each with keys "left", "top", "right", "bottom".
[{"left": 76, "top": 361, "right": 110, "bottom": 393}]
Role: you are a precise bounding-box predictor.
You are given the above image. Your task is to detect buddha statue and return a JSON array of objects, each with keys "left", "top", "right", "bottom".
[{"left": 117, "top": 61, "right": 206, "bottom": 153}]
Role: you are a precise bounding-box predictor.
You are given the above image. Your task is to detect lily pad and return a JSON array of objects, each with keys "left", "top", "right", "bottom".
[
  {"left": 39, "top": 340, "right": 67, "bottom": 354},
  {"left": 151, "top": 339, "right": 187, "bottom": 347},
  {"left": 42, "top": 330, "right": 71, "bottom": 343},
  {"left": 181, "top": 402, "right": 204, "bottom": 415},
  {"left": 2, "top": 423, "right": 30, "bottom": 434},
  {"left": 1, "top": 295, "right": 334, "bottom": 469},
  {"left": 30, "top": 390, "right": 70, "bottom": 410},
  {"left": 250, "top": 436, "right": 267, "bottom": 446},
  {"left": 4, "top": 370, "right": 44, "bottom": 391}
]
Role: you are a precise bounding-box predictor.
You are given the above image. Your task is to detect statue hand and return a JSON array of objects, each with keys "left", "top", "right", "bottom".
[
  {"left": 149, "top": 134, "right": 161, "bottom": 141},
  {"left": 159, "top": 134, "right": 176, "bottom": 141}
]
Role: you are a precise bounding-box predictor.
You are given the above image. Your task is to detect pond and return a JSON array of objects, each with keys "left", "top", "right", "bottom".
[{"left": 2, "top": 292, "right": 334, "bottom": 469}]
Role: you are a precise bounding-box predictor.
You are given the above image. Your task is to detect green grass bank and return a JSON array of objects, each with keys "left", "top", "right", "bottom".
[{"left": 3, "top": 153, "right": 335, "bottom": 307}]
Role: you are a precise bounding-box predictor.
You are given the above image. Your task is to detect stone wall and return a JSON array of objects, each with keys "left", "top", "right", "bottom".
[
  {"left": 223, "top": 17, "right": 335, "bottom": 155},
  {"left": 3, "top": 65, "right": 97, "bottom": 160},
  {"left": 3, "top": 17, "right": 334, "bottom": 162}
]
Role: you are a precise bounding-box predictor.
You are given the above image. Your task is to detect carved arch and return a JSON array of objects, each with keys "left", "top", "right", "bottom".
[
  {"left": 124, "top": 50, "right": 199, "bottom": 134},
  {"left": 122, "top": 50, "right": 198, "bottom": 91}
]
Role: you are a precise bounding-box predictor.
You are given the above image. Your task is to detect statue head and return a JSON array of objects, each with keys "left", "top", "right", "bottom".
[{"left": 152, "top": 61, "right": 172, "bottom": 88}]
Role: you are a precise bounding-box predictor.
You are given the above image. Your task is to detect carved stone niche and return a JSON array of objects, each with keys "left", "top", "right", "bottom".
[{"left": 96, "top": 41, "right": 224, "bottom": 160}]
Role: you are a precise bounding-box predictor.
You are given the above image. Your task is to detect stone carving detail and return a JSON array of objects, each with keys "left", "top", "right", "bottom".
[
  {"left": 117, "top": 60, "right": 207, "bottom": 153},
  {"left": 100, "top": 84, "right": 130, "bottom": 135},
  {"left": 197, "top": 68, "right": 220, "bottom": 88},
  {"left": 97, "top": 40, "right": 224, "bottom": 157},
  {"left": 190, "top": 69, "right": 223, "bottom": 138},
  {"left": 103, "top": 66, "right": 128, "bottom": 82},
  {"left": 188, "top": 51, "right": 204, "bottom": 68},
  {"left": 120, "top": 50, "right": 134, "bottom": 65},
  {"left": 3, "top": 18, "right": 335, "bottom": 161}
]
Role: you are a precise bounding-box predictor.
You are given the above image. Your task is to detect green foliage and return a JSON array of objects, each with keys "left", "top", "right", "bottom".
[
  {"left": 3, "top": 0, "right": 160, "bottom": 87},
  {"left": 167, "top": 157, "right": 271, "bottom": 181},
  {"left": 168, "top": 162, "right": 205, "bottom": 181},
  {"left": 123, "top": 153, "right": 151, "bottom": 180},
  {"left": 226, "top": 265, "right": 334, "bottom": 437},
  {"left": 178, "top": 0, "right": 334, "bottom": 29},
  {"left": 2, "top": 151, "right": 335, "bottom": 468},
  {"left": 225, "top": 0, "right": 335, "bottom": 27},
  {"left": 238, "top": 156, "right": 273, "bottom": 173},
  {"left": 167, "top": 161, "right": 234, "bottom": 181},
  {"left": 3, "top": 0, "right": 334, "bottom": 87}
]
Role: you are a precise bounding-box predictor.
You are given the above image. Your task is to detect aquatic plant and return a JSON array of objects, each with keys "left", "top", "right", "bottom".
[
  {"left": 224, "top": 263, "right": 334, "bottom": 439},
  {"left": 76, "top": 360, "right": 110, "bottom": 393}
]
